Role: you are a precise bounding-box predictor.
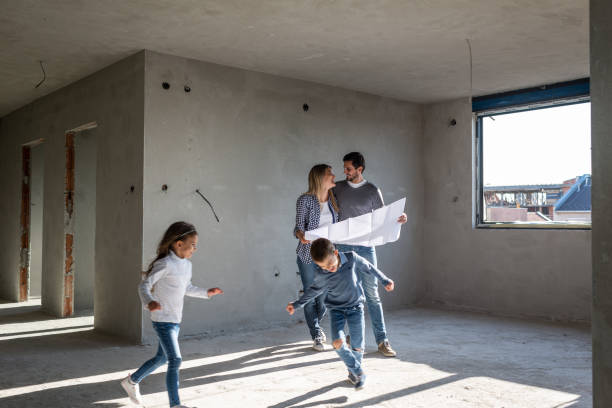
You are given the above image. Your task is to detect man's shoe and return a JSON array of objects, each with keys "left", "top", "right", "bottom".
[
  {"left": 120, "top": 374, "right": 142, "bottom": 405},
  {"left": 347, "top": 372, "right": 358, "bottom": 385},
  {"left": 312, "top": 338, "right": 325, "bottom": 351},
  {"left": 319, "top": 330, "right": 327, "bottom": 343},
  {"left": 378, "top": 339, "right": 397, "bottom": 357},
  {"left": 355, "top": 373, "right": 367, "bottom": 390}
]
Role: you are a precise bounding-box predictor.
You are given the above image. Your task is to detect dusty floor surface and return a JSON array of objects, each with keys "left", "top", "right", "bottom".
[{"left": 0, "top": 300, "right": 591, "bottom": 408}]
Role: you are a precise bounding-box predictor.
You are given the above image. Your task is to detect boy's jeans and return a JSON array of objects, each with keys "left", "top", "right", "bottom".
[
  {"left": 336, "top": 244, "right": 388, "bottom": 345},
  {"left": 297, "top": 257, "right": 327, "bottom": 340},
  {"left": 131, "top": 321, "right": 182, "bottom": 407},
  {"left": 330, "top": 305, "right": 365, "bottom": 376}
]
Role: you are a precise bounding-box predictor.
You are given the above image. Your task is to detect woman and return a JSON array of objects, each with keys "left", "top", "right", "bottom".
[{"left": 294, "top": 164, "right": 339, "bottom": 351}]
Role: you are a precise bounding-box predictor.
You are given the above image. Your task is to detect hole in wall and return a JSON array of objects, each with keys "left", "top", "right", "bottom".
[
  {"left": 162, "top": 82, "right": 170, "bottom": 90},
  {"left": 303, "top": 103, "right": 309, "bottom": 112}
]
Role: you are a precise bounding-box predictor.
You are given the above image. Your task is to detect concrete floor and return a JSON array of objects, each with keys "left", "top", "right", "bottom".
[{"left": 0, "top": 301, "right": 591, "bottom": 408}]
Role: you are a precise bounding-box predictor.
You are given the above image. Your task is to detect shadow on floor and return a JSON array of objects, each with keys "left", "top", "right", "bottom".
[
  {"left": 0, "top": 333, "right": 337, "bottom": 407},
  {"left": 0, "top": 307, "right": 592, "bottom": 408}
]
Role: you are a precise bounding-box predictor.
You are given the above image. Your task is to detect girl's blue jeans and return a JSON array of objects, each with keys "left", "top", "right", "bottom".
[
  {"left": 330, "top": 304, "right": 365, "bottom": 376},
  {"left": 130, "top": 321, "right": 182, "bottom": 407},
  {"left": 297, "top": 257, "right": 327, "bottom": 340}
]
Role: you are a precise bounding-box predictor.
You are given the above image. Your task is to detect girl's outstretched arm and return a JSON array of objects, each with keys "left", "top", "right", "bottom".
[
  {"left": 185, "top": 283, "right": 224, "bottom": 299},
  {"left": 207, "top": 287, "right": 223, "bottom": 297}
]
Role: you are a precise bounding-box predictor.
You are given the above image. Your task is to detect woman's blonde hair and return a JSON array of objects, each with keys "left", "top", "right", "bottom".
[{"left": 305, "top": 164, "right": 338, "bottom": 212}]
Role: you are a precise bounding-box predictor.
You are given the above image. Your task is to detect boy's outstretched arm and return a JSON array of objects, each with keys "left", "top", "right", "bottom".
[
  {"left": 385, "top": 280, "right": 395, "bottom": 292},
  {"left": 354, "top": 254, "right": 395, "bottom": 292},
  {"left": 286, "top": 277, "right": 326, "bottom": 313}
]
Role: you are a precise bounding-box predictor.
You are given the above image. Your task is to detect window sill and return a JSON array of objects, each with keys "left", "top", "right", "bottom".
[{"left": 476, "top": 222, "right": 591, "bottom": 230}]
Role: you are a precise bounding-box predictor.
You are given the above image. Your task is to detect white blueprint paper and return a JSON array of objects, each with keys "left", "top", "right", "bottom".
[{"left": 305, "top": 197, "right": 406, "bottom": 246}]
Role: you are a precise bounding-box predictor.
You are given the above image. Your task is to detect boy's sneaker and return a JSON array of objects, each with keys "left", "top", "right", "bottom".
[
  {"left": 347, "top": 372, "right": 358, "bottom": 385},
  {"left": 319, "top": 330, "right": 327, "bottom": 343},
  {"left": 120, "top": 374, "right": 142, "bottom": 405},
  {"left": 354, "top": 373, "right": 367, "bottom": 390},
  {"left": 312, "top": 337, "right": 325, "bottom": 352},
  {"left": 378, "top": 339, "right": 397, "bottom": 357}
]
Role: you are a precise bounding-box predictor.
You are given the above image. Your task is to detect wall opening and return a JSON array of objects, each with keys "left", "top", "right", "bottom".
[
  {"left": 29, "top": 141, "right": 45, "bottom": 299},
  {"left": 63, "top": 123, "right": 97, "bottom": 316},
  {"left": 18, "top": 139, "right": 45, "bottom": 303}
]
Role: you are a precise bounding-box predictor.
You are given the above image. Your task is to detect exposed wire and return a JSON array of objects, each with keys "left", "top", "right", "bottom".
[
  {"left": 466, "top": 39, "right": 473, "bottom": 102},
  {"left": 195, "top": 189, "right": 220, "bottom": 223},
  {"left": 35, "top": 60, "right": 46, "bottom": 89}
]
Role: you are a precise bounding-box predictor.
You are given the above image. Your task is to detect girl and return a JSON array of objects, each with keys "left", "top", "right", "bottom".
[
  {"left": 294, "top": 164, "right": 339, "bottom": 351},
  {"left": 121, "top": 221, "right": 223, "bottom": 408}
]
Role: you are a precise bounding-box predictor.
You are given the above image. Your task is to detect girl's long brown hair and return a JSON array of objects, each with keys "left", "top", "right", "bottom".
[
  {"left": 145, "top": 221, "right": 198, "bottom": 276},
  {"left": 305, "top": 164, "right": 338, "bottom": 212}
]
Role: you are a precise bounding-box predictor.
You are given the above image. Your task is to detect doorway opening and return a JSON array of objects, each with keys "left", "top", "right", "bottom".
[
  {"left": 18, "top": 138, "right": 45, "bottom": 303},
  {"left": 63, "top": 123, "right": 98, "bottom": 316}
]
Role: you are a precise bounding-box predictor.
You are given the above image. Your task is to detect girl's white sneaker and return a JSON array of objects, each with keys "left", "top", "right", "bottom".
[{"left": 120, "top": 375, "right": 142, "bottom": 405}]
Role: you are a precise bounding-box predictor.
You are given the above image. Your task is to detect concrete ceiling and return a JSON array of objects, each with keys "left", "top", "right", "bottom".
[{"left": 0, "top": 0, "right": 588, "bottom": 117}]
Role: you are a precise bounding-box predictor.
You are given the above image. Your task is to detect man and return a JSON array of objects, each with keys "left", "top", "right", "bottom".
[{"left": 333, "top": 152, "right": 407, "bottom": 357}]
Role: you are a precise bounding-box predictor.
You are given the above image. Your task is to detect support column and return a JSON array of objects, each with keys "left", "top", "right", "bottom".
[{"left": 591, "top": 0, "right": 612, "bottom": 405}]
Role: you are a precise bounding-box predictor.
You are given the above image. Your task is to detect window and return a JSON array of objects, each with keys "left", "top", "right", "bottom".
[{"left": 473, "top": 79, "right": 591, "bottom": 229}]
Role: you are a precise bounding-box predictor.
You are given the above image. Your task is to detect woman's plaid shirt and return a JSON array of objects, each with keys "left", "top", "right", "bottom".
[{"left": 294, "top": 193, "right": 339, "bottom": 264}]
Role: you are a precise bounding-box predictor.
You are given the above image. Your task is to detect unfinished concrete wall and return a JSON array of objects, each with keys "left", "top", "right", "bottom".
[
  {"left": 0, "top": 52, "right": 144, "bottom": 341},
  {"left": 29, "top": 142, "right": 45, "bottom": 298},
  {"left": 142, "top": 50, "right": 423, "bottom": 340},
  {"left": 73, "top": 129, "right": 97, "bottom": 311},
  {"left": 591, "top": 0, "right": 612, "bottom": 404},
  {"left": 422, "top": 98, "right": 591, "bottom": 322}
]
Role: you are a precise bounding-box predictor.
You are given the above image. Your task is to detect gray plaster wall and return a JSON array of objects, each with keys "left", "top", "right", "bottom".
[
  {"left": 73, "top": 129, "right": 97, "bottom": 311},
  {"left": 422, "top": 98, "right": 592, "bottom": 322},
  {"left": 29, "top": 143, "right": 45, "bottom": 298},
  {"left": 591, "top": 0, "right": 612, "bottom": 404},
  {"left": 142, "top": 50, "right": 423, "bottom": 341},
  {"left": 0, "top": 52, "right": 144, "bottom": 341}
]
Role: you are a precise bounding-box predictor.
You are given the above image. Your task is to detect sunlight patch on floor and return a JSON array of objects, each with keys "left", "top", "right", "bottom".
[{"left": 0, "top": 315, "right": 94, "bottom": 341}]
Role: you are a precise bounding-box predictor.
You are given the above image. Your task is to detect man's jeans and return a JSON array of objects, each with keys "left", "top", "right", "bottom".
[
  {"left": 335, "top": 244, "right": 387, "bottom": 345},
  {"left": 131, "top": 321, "right": 182, "bottom": 407},
  {"left": 330, "top": 305, "right": 365, "bottom": 376},
  {"left": 297, "top": 257, "right": 327, "bottom": 339}
]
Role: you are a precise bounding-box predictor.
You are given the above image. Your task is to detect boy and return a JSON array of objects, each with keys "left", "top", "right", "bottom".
[{"left": 286, "top": 238, "right": 395, "bottom": 389}]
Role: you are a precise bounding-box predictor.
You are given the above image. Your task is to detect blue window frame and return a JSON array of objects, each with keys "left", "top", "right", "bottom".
[{"left": 473, "top": 79, "right": 591, "bottom": 229}]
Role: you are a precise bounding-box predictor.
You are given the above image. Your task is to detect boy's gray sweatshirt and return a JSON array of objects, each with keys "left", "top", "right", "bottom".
[{"left": 292, "top": 251, "right": 392, "bottom": 310}]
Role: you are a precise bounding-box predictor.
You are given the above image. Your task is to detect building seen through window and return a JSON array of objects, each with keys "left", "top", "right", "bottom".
[{"left": 479, "top": 100, "right": 591, "bottom": 226}]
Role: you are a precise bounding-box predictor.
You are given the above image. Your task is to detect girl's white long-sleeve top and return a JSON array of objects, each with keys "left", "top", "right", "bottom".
[{"left": 139, "top": 250, "right": 209, "bottom": 323}]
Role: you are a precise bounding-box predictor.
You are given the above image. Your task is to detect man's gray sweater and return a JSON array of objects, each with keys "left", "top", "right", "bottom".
[{"left": 333, "top": 180, "right": 384, "bottom": 221}]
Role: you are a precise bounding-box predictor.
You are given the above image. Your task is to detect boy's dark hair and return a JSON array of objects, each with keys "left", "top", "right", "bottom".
[
  {"left": 343, "top": 152, "right": 365, "bottom": 172},
  {"left": 310, "top": 238, "right": 336, "bottom": 262}
]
